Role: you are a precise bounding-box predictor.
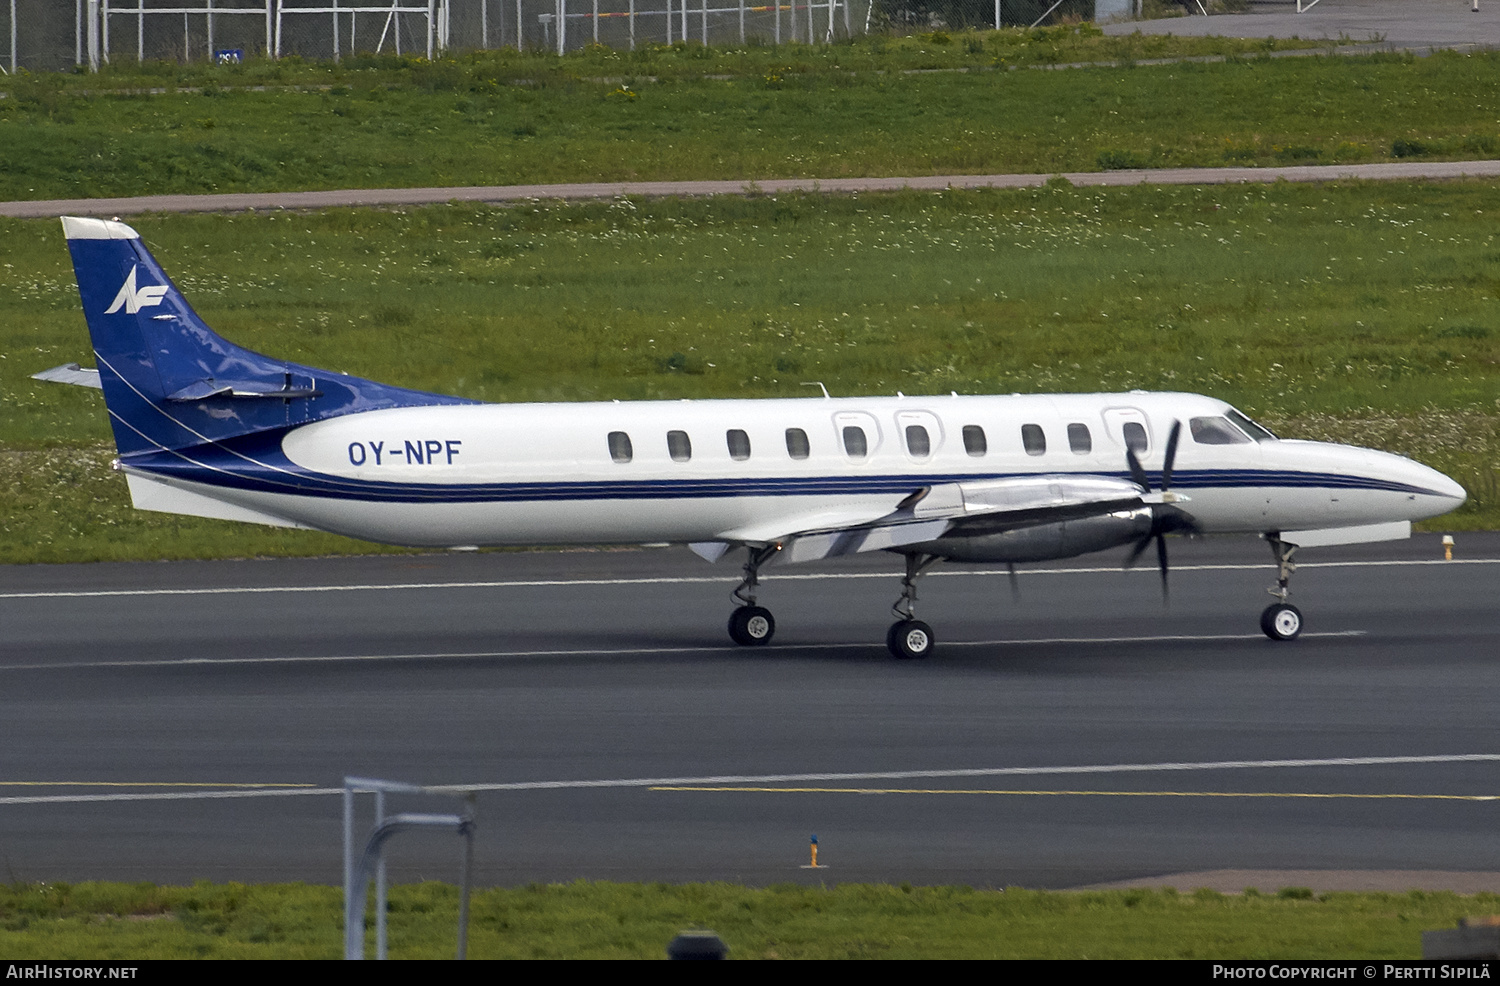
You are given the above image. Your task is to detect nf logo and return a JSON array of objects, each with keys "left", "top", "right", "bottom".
[{"left": 105, "top": 265, "right": 170, "bottom": 315}]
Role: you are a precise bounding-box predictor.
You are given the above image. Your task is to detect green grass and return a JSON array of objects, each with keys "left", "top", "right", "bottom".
[
  {"left": 0, "top": 881, "right": 1492, "bottom": 959},
  {"left": 6, "top": 43, "right": 1500, "bottom": 200},
  {"left": 4, "top": 180, "right": 1497, "bottom": 563}
]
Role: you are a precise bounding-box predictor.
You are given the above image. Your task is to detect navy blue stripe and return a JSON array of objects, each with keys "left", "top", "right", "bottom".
[{"left": 121, "top": 437, "right": 1446, "bottom": 504}]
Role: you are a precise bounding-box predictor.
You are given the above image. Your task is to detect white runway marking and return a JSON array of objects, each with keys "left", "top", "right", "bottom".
[
  {"left": 0, "top": 631, "right": 1365, "bottom": 672},
  {"left": 0, "top": 558, "right": 1493, "bottom": 600},
  {"left": 3, "top": 753, "right": 1495, "bottom": 806}
]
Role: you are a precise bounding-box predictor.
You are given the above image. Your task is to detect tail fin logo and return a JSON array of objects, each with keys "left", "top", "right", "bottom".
[{"left": 104, "top": 265, "right": 170, "bottom": 315}]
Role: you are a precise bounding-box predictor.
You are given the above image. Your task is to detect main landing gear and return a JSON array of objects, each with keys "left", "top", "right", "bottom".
[
  {"left": 1260, "top": 536, "right": 1303, "bottom": 641},
  {"left": 888, "top": 553, "right": 939, "bottom": 660},
  {"left": 727, "top": 545, "right": 778, "bottom": 646},
  {"left": 723, "top": 546, "right": 941, "bottom": 659}
]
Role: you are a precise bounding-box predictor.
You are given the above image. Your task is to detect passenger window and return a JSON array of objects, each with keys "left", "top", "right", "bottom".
[
  {"left": 962, "top": 424, "right": 987, "bottom": 457},
  {"left": 842, "top": 426, "right": 868, "bottom": 459},
  {"left": 1067, "top": 423, "right": 1092, "bottom": 455},
  {"left": 1123, "top": 422, "right": 1148, "bottom": 454},
  {"left": 785, "top": 428, "right": 810, "bottom": 460},
  {"left": 726, "top": 429, "right": 751, "bottom": 460},
  {"left": 1021, "top": 424, "right": 1046, "bottom": 456},
  {"left": 667, "top": 430, "right": 692, "bottom": 462},
  {"left": 1190, "top": 416, "right": 1251, "bottom": 445},
  {"left": 905, "top": 424, "right": 931, "bottom": 458},
  {"left": 607, "top": 431, "right": 633, "bottom": 464}
]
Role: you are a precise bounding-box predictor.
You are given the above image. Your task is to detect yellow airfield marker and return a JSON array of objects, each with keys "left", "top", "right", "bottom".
[{"left": 800, "top": 834, "right": 826, "bottom": 870}]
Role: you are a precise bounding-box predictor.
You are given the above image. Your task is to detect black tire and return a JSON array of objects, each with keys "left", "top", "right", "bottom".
[
  {"left": 1260, "top": 603, "right": 1303, "bottom": 641},
  {"left": 728, "top": 606, "right": 775, "bottom": 646},
  {"left": 887, "top": 619, "right": 934, "bottom": 659}
]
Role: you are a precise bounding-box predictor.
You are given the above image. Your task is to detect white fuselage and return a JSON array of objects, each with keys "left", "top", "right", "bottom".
[{"left": 122, "top": 391, "right": 1466, "bottom": 553}]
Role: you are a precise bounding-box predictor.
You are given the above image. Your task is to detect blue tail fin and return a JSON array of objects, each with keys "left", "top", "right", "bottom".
[{"left": 62, "top": 216, "right": 473, "bottom": 456}]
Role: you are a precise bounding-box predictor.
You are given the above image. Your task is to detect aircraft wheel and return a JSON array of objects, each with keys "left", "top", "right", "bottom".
[
  {"left": 887, "top": 620, "right": 934, "bottom": 660},
  {"left": 1260, "top": 603, "right": 1303, "bottom": 641},
  {"left": 728, "top": 606, "right": 775, "bottom": 646}
]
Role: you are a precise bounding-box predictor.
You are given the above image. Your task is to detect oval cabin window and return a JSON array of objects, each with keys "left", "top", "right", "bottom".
[
  {"left": 785, "top": 428, "right": 810, "bottom": 460},
  {"left": 726, "top": 429, "right": 752, "bottom": 460},
  {"left": 962, "top": 425, "right": 987, "bottom": 457},
  {"left": 842, "top": 426, "right": 868, "bottom": 459},
  {"left": 607, "top": 431, "right": 633, "bottom": 464},
  {"left": 1021, "top": 424, "right": 1046, "bottom": 456},
  {"left": 667, "top": 430, "right": 692, "bottom": 462},
  {"left": 905, "top": 424, "right": 931, "bottom": 458}
]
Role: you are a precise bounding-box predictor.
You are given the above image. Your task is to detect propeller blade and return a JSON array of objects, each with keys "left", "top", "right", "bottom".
[
  {"left": 1156, "top": 532, "right": 1170, "bottom": 603},
  {"left": 1126, "top": 447, "right": 1150, "bottom": 492},
  {"left": 1161, "top": 420, "right": 1182, "bottom": 493},
  {"left": 1124, "top": 534, "right": 1152, "bottom": 569},
  {"left": 1007, "top": 563, "right": 1020, "bottom": 602}
]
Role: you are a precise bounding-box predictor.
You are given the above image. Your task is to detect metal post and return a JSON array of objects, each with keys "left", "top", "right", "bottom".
[
  {"left": 994, "top": 0, "right": 999, "bottom": 29},
  {"left": 516, "top": 0, "right": 522, "bottom": 49},
  {"left": 826, "top": 0, "right": 832, "bottom": 42},
  {"left": 774, "top": 0, "right": 778, "bottom": 44},
  {"left": 88, "top": 0, "right": 100, "bottom": 69},
  {"left": 9, "top": 0, "right": 15, "bottom": 74},
  {"left": 77, "top": 0, "right": 83, "bottom": 67},
  {"left": 265, "top": 0, "right": 272, "bottom": 60},
  {"left": 207, "top": 0, "right": 213, "bottom": 59},
  {"left": 102, "top": 0, "right": 110, "bottom": 64},
  {"left": 136, "top": 0, "right": 143, "bottom": 63},
  {"left": 805, "top": 0, "right": 811, "bottom": 45},
  {"left": 333, "top": 0, "right": 339, "bottom": 61},
  {"left": 558, "top": 0, "right": 565, "bottom": 53},
  {"left": 700, "top": 0, "right": 705, "bottom": 45},
  {"left": 482, "top": 0, "right": 487, "bottom": 47},
  {"left": 679, "top": 0, "right": 685, "bottom": 42},
  {"left": 665, "top": 0, "right": 671, "bottom": 42},
  {"left": 593, "top": 0, "right": 598, "bottom": 43},
  {"left": 738, "top": 0, "right": 743, "bottom": 43},
  {"left": 274, "top": 0, "right": 282, "bottom": 57},
  {"left": 629, "top": 0, "right": 634, "bottom": 49},
  {"left": 375, "top": 790, "right": 388, "bottom": 961},
  {"left": 183, "top": 10, "right": 188, "bottom": 62},
  {"left": 427, "top": 0, "right": 434, "bottom": 58}
]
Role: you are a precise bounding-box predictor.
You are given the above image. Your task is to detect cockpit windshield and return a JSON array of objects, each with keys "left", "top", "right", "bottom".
[{"left": 1225, "top": 408, "right": 1277, "bottom": 442}]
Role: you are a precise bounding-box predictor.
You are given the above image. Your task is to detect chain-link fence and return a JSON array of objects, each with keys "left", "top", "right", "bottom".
[{"left": 0, "top": 0, "right": 1122, "bottom": 73}]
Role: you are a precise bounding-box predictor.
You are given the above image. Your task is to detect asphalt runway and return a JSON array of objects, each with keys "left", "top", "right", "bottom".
[{"left": 1, "top": 532, "right": 1498, "bottom": 890}]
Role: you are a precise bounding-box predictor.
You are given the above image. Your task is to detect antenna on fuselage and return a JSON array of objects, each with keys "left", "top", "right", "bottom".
[{"left": 801, "top": 382, "right": 831, "bottom": 399}]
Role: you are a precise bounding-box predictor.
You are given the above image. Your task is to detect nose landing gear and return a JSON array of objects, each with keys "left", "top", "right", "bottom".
[{"left": 1261, "top": 537, "right": 1303, "bottom": 641}]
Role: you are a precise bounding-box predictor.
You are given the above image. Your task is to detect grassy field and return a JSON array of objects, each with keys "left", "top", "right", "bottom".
[
  {"left": 2, "top": 179, "right": 1497, "bottom": 563},
  {"left": 0, "top": 880, "right": 1492, "bottom": 959},
  {"left": 5, "top": 40, "right": 1500, "bottom": 199}
]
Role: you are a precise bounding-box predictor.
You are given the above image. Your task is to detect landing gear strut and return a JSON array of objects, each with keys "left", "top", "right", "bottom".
[
  {"left": 888, "top": 553, "right": 939, "bottom": 659},
  {"left": 1260, "top": 537, "right": 1303, "bottom": 641},
  {"left": 727, "top": 545, "right": 778, "bottom": 646}
]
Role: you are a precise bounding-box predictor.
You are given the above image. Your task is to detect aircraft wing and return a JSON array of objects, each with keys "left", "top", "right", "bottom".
[{"left": 691, "top": 474, "right": 1152, "bottom": 564}]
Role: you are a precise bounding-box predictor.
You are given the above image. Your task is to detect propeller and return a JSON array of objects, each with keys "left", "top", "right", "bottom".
[{"left": 1123, "top": 420, "right": 1199, "bottom": 601}]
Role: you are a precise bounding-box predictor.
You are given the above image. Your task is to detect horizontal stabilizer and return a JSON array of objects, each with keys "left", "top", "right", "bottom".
[
  {"left": 32, "top": 363, "right": 102, "bottom": 389},
  {"left": 164, "top": 379, "right": 322, "bottom": 401}
]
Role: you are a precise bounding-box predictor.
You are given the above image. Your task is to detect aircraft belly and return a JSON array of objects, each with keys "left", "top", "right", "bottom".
[{"left": 131, "top": 473, "right": 891, "bottom": 548}]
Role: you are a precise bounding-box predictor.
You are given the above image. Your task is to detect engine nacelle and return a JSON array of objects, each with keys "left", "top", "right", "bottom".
[{"left": 919, "top": 508, "right": 1155, "bottom": 564}]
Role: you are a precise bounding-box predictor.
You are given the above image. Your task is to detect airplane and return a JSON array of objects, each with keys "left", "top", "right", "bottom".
[{"left": 35, "top": 215, "right": 1467, "bottom": 658}]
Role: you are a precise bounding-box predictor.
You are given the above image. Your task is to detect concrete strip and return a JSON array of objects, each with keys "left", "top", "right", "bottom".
[
  {"left": 1081, "top": 869, "right": 1500, "bottom": 894},
  {"left": 5, "top": 160, "right": 1500, "bottom": 219}
]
